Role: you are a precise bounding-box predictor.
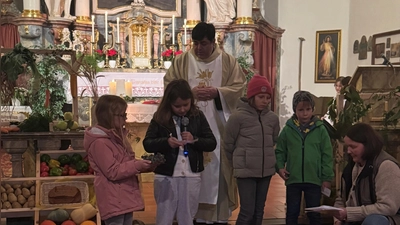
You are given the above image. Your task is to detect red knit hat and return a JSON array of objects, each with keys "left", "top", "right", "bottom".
[{"left": 246, "top": 75, "right": 272, "bottom": 99}]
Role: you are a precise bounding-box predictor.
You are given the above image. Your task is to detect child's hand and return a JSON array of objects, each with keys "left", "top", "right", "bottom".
[
  {"left": 322, "top": 181, "right": 331, "bottom": 190},
  {"left": 135, "top": 160, "right": 153, "bottom": 173},
  {"left": 168, "top": 136, "right": 184, "bottom": 148},
  {"left": 332, "top": 208, "right": 347, "bottom": 221},
  {"left": 278, "top": 168, "right": 290, "bottom": 180},
  {"left": 181, "top": 131, "right": 193, "bottom": 143}
]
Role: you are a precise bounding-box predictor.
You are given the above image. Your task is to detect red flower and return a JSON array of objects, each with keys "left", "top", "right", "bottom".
[
  {"left": 95, "top": 49, "right": 105, "bottom": 61},
  {"left": 174, "top": 50, "right": 183, "bottom": 56},
  {"left": 107, "top": 48, "right": 118, "bottom": 60},
  {"left": 162, "top": 49, "right": 183, "bottom": 61}
]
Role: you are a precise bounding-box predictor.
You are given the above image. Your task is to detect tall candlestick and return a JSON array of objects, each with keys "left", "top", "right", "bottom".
[
  {"left": 105, "top": 11, "right": 108, "bottom": 43},
  {"left": 184, "top": 19, "right": 187, "bottom": 45},
  {"left": 160, "top": 20, "right": 164, "bottom": 44},
  {"left": 117, "top": 17, "right": 120, "bottom": 43},
  {"left": 109, "top": 79, "right": 117, "bottom": 95},
  {"left": 91, "top": 15, "right": 95, "bottom": 42},
  {"left": 125, "top": 80, "right": 132, "bottom": 97},
  {"left": 172, "top": 15, "right": 175, "bottom": 45}
]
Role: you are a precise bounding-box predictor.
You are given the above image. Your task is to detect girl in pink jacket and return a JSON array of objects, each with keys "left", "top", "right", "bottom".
[{"left": 84, "top": 95, "right": 154, "bottom": 225}]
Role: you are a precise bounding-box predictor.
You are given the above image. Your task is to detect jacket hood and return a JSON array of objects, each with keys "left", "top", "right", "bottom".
[
  {"left": 84, "top": 125, "right": 126, "bottom": 151},
  {"left": 236, "top": 97, "right": 271, "bottom": 115}
]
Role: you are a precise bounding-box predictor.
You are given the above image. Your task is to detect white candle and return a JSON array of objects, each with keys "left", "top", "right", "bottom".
[
  {"left": 160, "top": 20, "right": 164, "bottom": 45},
  {"left": 172, "top": 15, "right": 175, "bottom": 45},
  {"left": 91, "top": 15, "right": 95, "bottom": 42},
  {"left": 117, "top": 17, "right": 120, "bottom": 43},
  {"left": 125, "top": 80, "right": 132, "bottom": 97},
  {"left": 184, "top": 19, "right": 187, "bottom": 45},
  {"left": 109, "top": 79, "right": 116, "bottom": 95},
  {"left": 105, "top": 11, "right": 108, "bottom": 43}
]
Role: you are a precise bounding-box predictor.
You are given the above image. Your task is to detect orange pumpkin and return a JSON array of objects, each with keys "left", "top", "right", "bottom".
[
  {"left": 61, "top": 220, "right": 76, "bottom": 225},
  {"left": 40, "top": 220, "right": 56, "bottom": 225},
  {"left": 81, "top": 221, "right": 96, "bottom": 225}
]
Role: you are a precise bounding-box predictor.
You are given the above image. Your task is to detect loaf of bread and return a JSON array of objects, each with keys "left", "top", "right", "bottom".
[{"left": 48, "top": 185, "right": 81, "bottom": 204}]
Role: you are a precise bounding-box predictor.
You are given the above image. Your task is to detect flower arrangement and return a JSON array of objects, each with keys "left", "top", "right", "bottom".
[
  {"left": 162, "top": 49, "right": 183, "bottom": 61},
  {"left": 94, "top": 49, "right": 105, "bottom": 62},
  {"left": 107, "top": 48, "right": 118, "bottom": 60}
]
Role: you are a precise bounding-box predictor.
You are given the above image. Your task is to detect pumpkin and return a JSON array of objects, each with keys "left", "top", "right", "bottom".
[
  {"left": 47, "top": 208, "right": 70, "bottom": 223},
  {"left": 81, "top": 221, "right": 96, "bottom": 225},
  {"left": 40, "top": 220, "right": 56, "bottom": 225},
  {"left": 61, "top": 220, "right": 76, "bottom": 225},
  {"left": 70, "top": 203, "right": 97, "bottom": 224}
]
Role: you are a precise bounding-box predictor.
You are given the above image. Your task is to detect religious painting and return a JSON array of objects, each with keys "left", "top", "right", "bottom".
[
  {"left": 353, "top": 40, "right": 359, "bottom": 54},
  {"left": 367, "top": 36, "right": 372, "bottom": 51},
  {"left": 372, "top": 29, "right": 400, "bottom": 64},
  {"left": 315, "top": 30, "right": 341, "bottom": 83},
  {"left": 359, "top": 35, "right": 368, "bottom": 60}
]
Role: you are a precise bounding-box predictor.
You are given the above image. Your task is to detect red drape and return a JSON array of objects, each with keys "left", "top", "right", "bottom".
[
  {"left": 252, "top": 30, "right": 277, "bottom": 109},
  {"left": 0, "top": 24, "right": 20, "bottom": 48}
]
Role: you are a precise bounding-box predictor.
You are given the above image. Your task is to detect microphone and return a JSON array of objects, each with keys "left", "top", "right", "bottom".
[{"left": 181, "top": 117, "right": 189, "bottom": 157}]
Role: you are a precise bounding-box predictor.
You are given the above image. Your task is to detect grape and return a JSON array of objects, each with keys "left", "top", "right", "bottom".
[{"left": 141, "top": 153, "right": 166, "bottom": 164}]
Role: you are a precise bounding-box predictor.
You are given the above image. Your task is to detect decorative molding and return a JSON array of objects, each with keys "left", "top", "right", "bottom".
[{"left": 93, "top": 1, "right": 182, "bottom": 17}]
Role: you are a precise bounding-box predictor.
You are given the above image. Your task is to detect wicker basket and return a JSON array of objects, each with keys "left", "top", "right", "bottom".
[{"left": 40, "top": 181, "right": 89, "bottom": 207}]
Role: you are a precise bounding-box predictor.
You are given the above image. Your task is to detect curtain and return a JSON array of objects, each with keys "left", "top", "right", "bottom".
[
  {"left": 0, "top": 24, "right": 20, "bottom": 48},
  {"left": 253, "top": 30, "right": 277, "bottom": 109}
]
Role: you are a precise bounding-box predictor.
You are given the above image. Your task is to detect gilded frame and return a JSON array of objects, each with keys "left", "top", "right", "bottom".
[{"left": 314, "top": 30, "right": 341, "bottom": 83}]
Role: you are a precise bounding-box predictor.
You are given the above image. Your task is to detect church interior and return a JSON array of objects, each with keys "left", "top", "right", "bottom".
[{"left": 1, "top": 0, "right": 400, "bottom": 224}]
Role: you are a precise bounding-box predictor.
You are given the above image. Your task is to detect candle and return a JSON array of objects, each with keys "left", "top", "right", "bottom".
[
  {"left": 184, "top": 19, "right": 187, "bottom": 45},
  {"left": 91, "top": 15, "right": 95, "bottom": 42},
  {"left": 172, "top": 15, "right": 175, "bottom": 45},
  {"left": 117, "top": 17, "right": 120, "bottom": 43},
  {"left": 109, "top": 79, "right": 116, "bottom": 95},
  {"left": 125, "top": 80, "right": 132, "bottom": 97},
  {"left": 160, "top": 20, "right": 164, "bottom": 44},
  {"left": 105, "top": 11, "right": 108, "bottom": 43}
]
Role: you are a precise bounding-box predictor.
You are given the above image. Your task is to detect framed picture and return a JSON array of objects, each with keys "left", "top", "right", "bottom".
[
  {"left": 315, "top": 30, "right": 341, "bottom": 83},
  {"left": 372, "top": 29, "right": 400, "bottom": 64}
]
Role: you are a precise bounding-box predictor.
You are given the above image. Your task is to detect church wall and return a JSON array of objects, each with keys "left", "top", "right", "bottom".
[
  {"left": 277, "top": 0, "right": 350, "bottom": 125},
  {"left": 346, "top": 0, "right": 400, "bottom": 75},
  {"left": 260, "top": 0, "right": 279, "bottom": 27}
]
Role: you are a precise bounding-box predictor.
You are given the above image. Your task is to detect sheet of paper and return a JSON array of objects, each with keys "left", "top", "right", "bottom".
[
  {"left": 322, "top": 187, "right": 331, "bottom": 197},
  {"left": 305, "top": 205, "right": 342, "bottom": 212}
]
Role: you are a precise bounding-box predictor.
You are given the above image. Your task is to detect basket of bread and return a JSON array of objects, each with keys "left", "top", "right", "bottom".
[{"left": 40, "top": 181, "right": 89, "bottom": 207}]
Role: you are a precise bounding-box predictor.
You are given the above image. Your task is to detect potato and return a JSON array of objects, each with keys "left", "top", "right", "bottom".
[
  {"left": 2, "top": 193, "right": 8, "bottom": 202},
  {"left": 14, "top": 188, "right": 22, "bottom": 196},
  {"left": 22, "top": 180, "right": 35, "bottom": 188},
  {"left": 27, "top": 200, "right": 35, "bottom": 208},
  {"left": 17, "top": 195, "right": 26, "bottom": 205},
  {"left": 6, "top": 188, "right": 14, "bottom": 194},
  {"left": 28, "top": 195, "right": 35, "bottom": 202},
  {"left": 3, "top": 201, "right": 11, "bottom": 209},
  {"left": 3, "top": 184, "right": 11, "bottom": 190},
  {"left": 22, "top": 188, "right": 30, "bottom": 198},
  {"left": 8, "top": 193, "right": 17, "bottom": 203},
  {"left": 12, "top": 202, "right": 22, "bottom": 208},
  {"left": 11, "top": 184, "right": 21, "bottom": 189},
  {"left": 23, "top": 202, "right": 28, "bottom": 208},
  {"left": 0, "top": 185, "right": 5, "bottom": 193},
  {"left": 30, "top": 186, "right": 35, "bottom": 195}
]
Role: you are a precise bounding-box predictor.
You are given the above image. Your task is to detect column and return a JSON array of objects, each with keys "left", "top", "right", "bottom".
[
  {"left": 75, "top": 0, "right": 91, "bottom": 24},
  {"left": 236, "top": 0, "right": 254, "bottom": 24},
  {"left": 22, "top": 0, "right": 41, "bottom": 18},
  {"left": 186, "top": 0, "right": 201, "bottom": 28}
]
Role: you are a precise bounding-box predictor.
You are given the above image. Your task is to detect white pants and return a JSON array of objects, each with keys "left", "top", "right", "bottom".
[{"left": 154, "top": 176, "right": 201, "bottom": 225}]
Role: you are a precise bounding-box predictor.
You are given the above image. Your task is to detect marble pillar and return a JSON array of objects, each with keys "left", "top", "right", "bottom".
[
  {"left": 236, "top": 0, "right": 254, "bottom": 24},
  {"left": 186, "top": 0, "right": 201, "bottom": 28},
  {"left": 22, "top": 0, "right": 41, "bottom": 18},
  {"left": 75, "top": 0, "right": 91, "bottom": 24}
]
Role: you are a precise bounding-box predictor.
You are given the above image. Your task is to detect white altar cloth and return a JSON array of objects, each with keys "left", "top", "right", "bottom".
[
  {"left": 126, "top": 103, "right": 159, "bottom": 123},
  {"left": 77, "top": 72, "right": 165, "bottom": 97}
]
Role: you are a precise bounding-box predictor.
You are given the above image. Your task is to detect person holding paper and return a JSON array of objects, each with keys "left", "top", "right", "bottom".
[
  {"left": 164, "top": 22, "right": 246, "bottom": 224},
  {"left": 275, "top": 90, "right": 334, "bottom": 225},
  {"left": 332, "top": 123, "right": 400, "bottom": 225}
]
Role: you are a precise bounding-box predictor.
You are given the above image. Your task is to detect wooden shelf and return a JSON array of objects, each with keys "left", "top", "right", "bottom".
[
  {"left": 38, "top": 150, "right": 86, "bottom": 154},
  {"left": 38, "top": 175, "right": 95, "bottom": 181}
]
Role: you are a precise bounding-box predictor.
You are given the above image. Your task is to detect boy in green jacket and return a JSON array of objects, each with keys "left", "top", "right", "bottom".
[{"left": 275, "top": 90, "right": 334, "bottom": 225}]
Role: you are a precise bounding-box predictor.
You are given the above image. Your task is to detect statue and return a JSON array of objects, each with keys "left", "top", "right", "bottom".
[
  {"left": 60, "top": 28, "right": 72, "bottom": 49},
  {"left": 45, "top": 0, "right": 73, "bottom": 19},
  {"left": 253, "top": 0, "right": 258, "bottom": 8},
  {"left": 204, "top": 0, "right": 236, "bottom": 23}
]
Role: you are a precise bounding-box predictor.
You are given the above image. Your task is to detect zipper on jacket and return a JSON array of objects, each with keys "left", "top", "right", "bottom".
[
  {"left": 259, "top": 114, "right": 265, "bottom": 177},
  {"left": 302, "top": 138, "right": 305, "bottom": 182}
]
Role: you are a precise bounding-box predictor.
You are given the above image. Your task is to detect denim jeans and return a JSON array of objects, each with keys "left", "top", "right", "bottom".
[
  {"left": 104, "top": 212, "right": 133, "bottom": 225},
  {"left": 236, "top": 176, "right": 272, "bottom": 225},
  {"left": 286, "top": 183, "right": 321, "bottom": 225},
  {"left": 343, "top": 214, "right": 390, "bottom": 225}
]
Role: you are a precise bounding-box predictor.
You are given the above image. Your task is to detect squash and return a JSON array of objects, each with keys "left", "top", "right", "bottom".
[
  {"left": 47, "top": 208, "right": 70, "bottom": 223},
  {"left": 81, "top": 221, "right": 96, "bottom": 225},
  {"left": 61, "top": 220, "right": 76, "bottom": 225},
  {"left": 70, "top": 203, "right": 97, "bottom": 224},
  {"left": 40, "top": 220, "right": 56, "bottom": 225}
]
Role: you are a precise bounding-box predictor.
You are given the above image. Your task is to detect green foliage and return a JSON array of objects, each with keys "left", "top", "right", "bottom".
[
  {"left": 31, "top": 55, "right": 67, "bottom": 119},
  {"left": 18, "top": 113, "right": 52, "bottom": 132},
  {"left": 236, "top": 52, "right": 255, "bottom": 84},
  {"left": 327, "top": 85, "right": 372, "bottom": 140},
  {"left": 373, "top": 86, "right": 400, "bottom": 129}
]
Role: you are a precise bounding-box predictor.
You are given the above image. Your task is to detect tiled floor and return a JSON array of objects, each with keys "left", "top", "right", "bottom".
[{"left": 134, "top": 174, "right": 287, "bottom": 225}]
